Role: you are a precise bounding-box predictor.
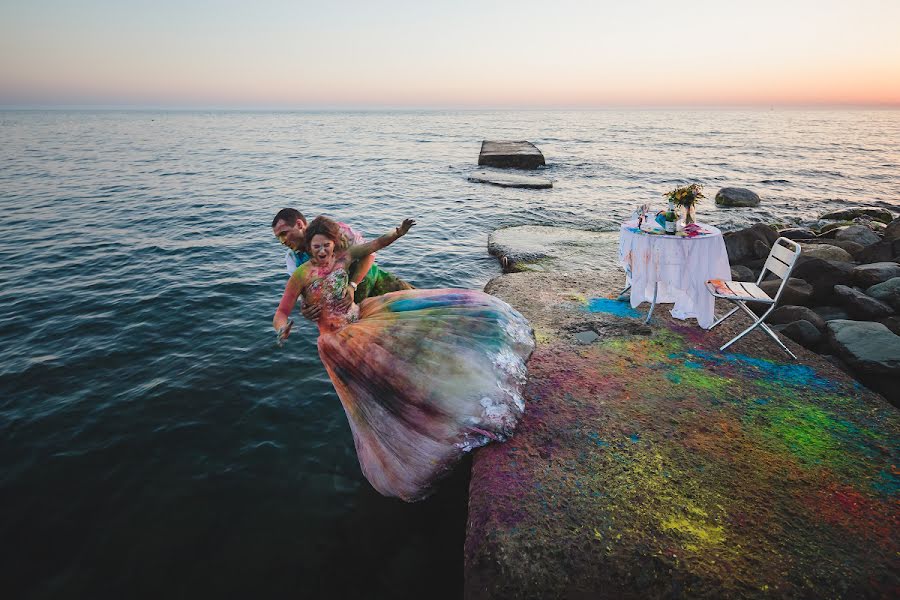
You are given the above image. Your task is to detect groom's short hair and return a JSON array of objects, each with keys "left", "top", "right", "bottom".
[{"left": 272, "top": 208, "right": 306, "bottom": 228}]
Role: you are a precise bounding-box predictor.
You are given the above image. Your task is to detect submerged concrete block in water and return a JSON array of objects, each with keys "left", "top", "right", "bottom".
[
  {"left": 468, "top": 171, "right": 552, "bottom": 189},
  {"left": 478, "top": 140, "right": 546, "bottom": 169}
]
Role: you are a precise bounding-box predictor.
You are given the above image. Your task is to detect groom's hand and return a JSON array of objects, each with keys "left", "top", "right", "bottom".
[
  {"left": 300, "top": 301, "right": 321, "bottom": 321},
  {"left": 337, "top": 284, "right": 354, "bottom": 310}
]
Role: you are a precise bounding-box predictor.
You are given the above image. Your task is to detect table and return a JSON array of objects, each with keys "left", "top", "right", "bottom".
[{"left": 618, "top": 221, "right": 730, "bottom": 329}]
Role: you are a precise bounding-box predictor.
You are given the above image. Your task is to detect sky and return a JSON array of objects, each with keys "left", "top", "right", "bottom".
[{"left": 1, "top": 0, "right": 899, "bottom": 108}]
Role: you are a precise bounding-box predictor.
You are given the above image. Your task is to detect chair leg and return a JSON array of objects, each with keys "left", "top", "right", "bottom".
[
  {"left": 709, "top": 305, "right": 739, "bottom": 330},
  {"left": 719, "top": 301, "right": 797, "bottom": 360},
  {"left": 644, "top": 282, "right": 658, "bottom": 324}
]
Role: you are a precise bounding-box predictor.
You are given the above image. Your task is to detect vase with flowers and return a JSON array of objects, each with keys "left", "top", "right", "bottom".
[{"left": 664, "top": 183, "right": 705, "bottom": 226}]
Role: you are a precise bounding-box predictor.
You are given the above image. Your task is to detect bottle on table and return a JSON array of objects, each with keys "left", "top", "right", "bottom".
[{"left": 665, "top": 200, "right": 677, "bottom": 235}]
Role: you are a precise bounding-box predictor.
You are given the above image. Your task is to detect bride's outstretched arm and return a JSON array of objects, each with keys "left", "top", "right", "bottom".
[
  {"left": 273, "top": 268, "right": 307, "bottom": 336},
  {"left": 348, "top": 219, "right": 415, "bottom": 261}
]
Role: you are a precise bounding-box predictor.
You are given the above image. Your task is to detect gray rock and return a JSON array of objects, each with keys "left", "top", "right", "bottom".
[
  {"left": 805, "top": 239, "right": 865, "bottom": 255},
  {"left": 782, "top": 320, "right": 823, "bottom": 349},
  {"left": 759, "top": 277, "right": 813, "bottom": 306},
  {"left": 574, "top": 330, "right": 599, "bottom": 344},
  {"left": 852, "top": 262, "right": 900, "bottom": 288},
  {"left": 826, "top": 320, "right": 900, "bottom": 375},
  {"left": 487, "top": 226, "right": 619, "bottom": 273},
  {"left": 778, "top": 227, "right": 817, "bottom": 240},
  {"left": 799, "top": 243, "right": 853, "bottom": 263},
  {"left": 768, "top": 305, "right": 826, "bottom": 332},
  {"left": 879, "top": 316, "right": 900, "bottom": 336},
  {"left": 819, "top": 222, "right": 853, "bottom": 235},
  {"left": 730, "top": 265, "right": 754, "bottom": 282},
  {"left": 813, "top": 305, "right": 850, "bottom": 322},
  {"left": 478, "top": 140, "right": 545, "bottom": 169},
  {"left": 820, "top": 207, "right": 894, "bottom": 224},
  {"left": 833, "top": 285, "right": 894, "bottom": 320},
  {"left": 866, "top": 277, "right": 900, "bottom": 311},
  {"left": 792, "top": 258, "right": 855, "bottom": 303},
  {"left": 835, "top": 225, "right": 881, "bottom": 247},
  {"left": 884, "top": 217, "right": 900, "bottom": 241},
  {"left": 724, "top": 224, "right": 778, "bottom": 263},
  {"left": 715, "top": 187, "right": 761, "bottom": 207},
  {"left": 468, "top": 171, "right": 552, "bottom": 189},
  {"left": 853, "top": 239, "right": 900, "bottom": 264}
]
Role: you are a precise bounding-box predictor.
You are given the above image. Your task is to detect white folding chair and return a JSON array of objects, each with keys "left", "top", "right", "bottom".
[{"left": 705, "top": 237, "right": 802, "bottom": 359}]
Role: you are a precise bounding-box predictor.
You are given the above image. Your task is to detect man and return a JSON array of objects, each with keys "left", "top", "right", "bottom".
[{"left": 271, "top": 208, "right": 413, "bottom": 319}]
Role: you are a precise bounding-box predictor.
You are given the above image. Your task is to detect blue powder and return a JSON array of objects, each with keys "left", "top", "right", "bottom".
[
  {"left": 586, "top": 298, "right": 642, "bottom": 318},
  {"left": 686, "top": 349, "right": 836, "bottom": 390}
]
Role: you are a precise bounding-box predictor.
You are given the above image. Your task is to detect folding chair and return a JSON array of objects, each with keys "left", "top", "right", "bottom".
[{"left": 705, "top": 237, "right": 802, "bottom": 359}]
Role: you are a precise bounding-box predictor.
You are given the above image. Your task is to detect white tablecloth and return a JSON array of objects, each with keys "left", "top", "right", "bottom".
[{"left": 618, "top": 221, "right": 730, "bottom": 329}]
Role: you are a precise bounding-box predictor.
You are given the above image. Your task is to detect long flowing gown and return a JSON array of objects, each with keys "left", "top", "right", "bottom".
[{"left": 304, "top": 266, "right": 534, "bottom": 501}]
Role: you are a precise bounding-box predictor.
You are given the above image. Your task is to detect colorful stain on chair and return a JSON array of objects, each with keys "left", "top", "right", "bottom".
[{"left": 467, "top": 325, "right": 899, "bottom": 597}]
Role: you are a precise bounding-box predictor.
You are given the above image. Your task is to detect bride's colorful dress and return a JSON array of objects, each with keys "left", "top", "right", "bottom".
[{"left": 305, "top": 267, "right": 534, "bottom": 501}]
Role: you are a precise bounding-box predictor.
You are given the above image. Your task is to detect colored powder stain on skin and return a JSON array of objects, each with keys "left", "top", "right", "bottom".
[{"left": 586, "top": 298, "right": 642, "bottom": 319}]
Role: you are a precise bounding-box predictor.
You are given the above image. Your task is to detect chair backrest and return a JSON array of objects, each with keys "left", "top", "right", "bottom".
[{"left": 756, "top": 237, "right": 802, "bottom": 302}]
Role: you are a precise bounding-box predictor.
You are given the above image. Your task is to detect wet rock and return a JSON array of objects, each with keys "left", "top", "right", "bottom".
[
  {"left": 782, "top": 320, "right": 823, "bottom": 349},
  {"left": 759, "top": 277, "right": 813, "bottom": 306},
  {"left": 866, "top": 277, "right": 900, "bottom": 311},
  {"left": 468, "top": 171, "right": 552, "bottom": 189},
  {"left": 812, "top": 305, "right": 849, "bottom": 322},
  {"left": 826, "top": 320, "right": 900, "bottom": 376},
  {"left": 835, "top": 225, "right": 881, "bottom": 247},
  {"left": 820, "top": 207, "right": 894, "bottom": 224},
  {"left": 730, "top": 265, "right": 754, "bottom": 282},
  {"left": 852, "top": 262, "right": 900, "bottom": 288},
  {"left": 715, "top": 187, "right": 760, "bottom": 207},
  {"left": 833, "top": 285, "right": 894, "bottom": 320},
  {"left": 769, "top": 305, "right": 826, "bottom": 332},
  {"left": 487, "top": 226, "right": 620, "bottom": 273},
  {"left": 799, "top": 243, "right": 853, "bottom": 263},
  {"left": 819, "top": 222, "right": 853, "bottom": 235},
  {"left": 724, "top": 224, "right": 778, "bottom": 263},
  {"left": 478, "top": 140, "right": 545, "bottom": 169},
  {"left": 792, "top": 258, "right": 855, "bottom": 303},
  {"left": 778, "top": 227, "right": 817, "bottom": 240},
  {"left": 884, "top": 217, "right": 900, "bottom": 241}
]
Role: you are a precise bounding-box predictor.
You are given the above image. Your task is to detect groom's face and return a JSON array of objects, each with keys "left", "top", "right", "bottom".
[{"left": 273, "top": 218, "right": 307, "bottom": 251}]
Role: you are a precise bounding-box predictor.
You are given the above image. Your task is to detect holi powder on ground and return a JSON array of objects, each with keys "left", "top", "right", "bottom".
[
  {"left": 467, "top": 320, "right": 900, "bottom": 597},
  {"left": 585, "top": 297, "right": 643, "bottom": 319}
]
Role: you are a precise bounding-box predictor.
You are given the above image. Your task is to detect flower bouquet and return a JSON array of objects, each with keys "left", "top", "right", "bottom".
[{"left": 664, "top": 183, "right": 705, "bottom": 225}]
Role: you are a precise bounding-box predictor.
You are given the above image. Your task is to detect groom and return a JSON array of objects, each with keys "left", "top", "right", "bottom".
[{"left": 271, "top": 208, "right": 413, "bottom": 319}]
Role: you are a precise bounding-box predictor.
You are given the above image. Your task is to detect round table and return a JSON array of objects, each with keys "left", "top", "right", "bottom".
[{"left": 618, "top": 220, "right": 730, "bottom": 329}]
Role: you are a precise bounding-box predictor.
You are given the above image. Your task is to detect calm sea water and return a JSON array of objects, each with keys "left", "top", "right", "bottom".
[{"left": 2, "top": 109, "right": 899, "bottom": 599}]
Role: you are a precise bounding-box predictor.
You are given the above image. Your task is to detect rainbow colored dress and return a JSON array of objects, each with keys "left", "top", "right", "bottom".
[{"left": 304, "top": 267, "right": 534, "bottom": 501}]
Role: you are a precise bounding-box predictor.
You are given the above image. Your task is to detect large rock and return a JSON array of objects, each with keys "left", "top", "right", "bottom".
[
  {"left": 723, "top": 224, "right": 778, "bottom": 263},
  {"left": 791, "top": 258, "right": 855, "bottom": 303},
  {"left": 778, "top": 227, "right": 817, "bottom": 241},
  {"left": 833, "top": 285, "right": 894, "bottom": 320},
  {"left": 826, "top": 320, "right": 900, "bottom": 375},
  {"left": 835, "top": 224, "right": 881, "bottom": 247},
  {"left": 478, "top": 140, "right": 546, "bottom": 169},
  {"left": 879, "top": 315, "right": 900, "bottom": 336},
  {"left": 853, "top": 239, "right": 900, "bottom": 264},
  {"left": 782, "top": 320, "right": 823, "bottom": 349},
  {"left": 799, "top": 243, "right": 853, "bottom": 263},
  {"left": 759, "top": 277, "right": 813, "bottom": 306},
  {"left": 884, "top": 217, "right": 900, "bottom": 241},
  {"left": 715, "top": 187, "right": 760, "bottom": 207},
  {"left": 487, "top": 226, "right": 619, "bottom": 273},
  {"left": 805, "top": 239, "right": 864, "bottom": 255},
  {"left": 813, "top": 305, "right": 849, "bottom": 321},
  {"left": 819, "top": 222, "right": 852, "bottom": 235},
  {"left": 852, "top": 262, "right": 900, "bottom": 288},
  {"left": 730, "top": 265, "right": 754, "bottom": 282},
  {"left": 768, "top": 305, "right": 826, "bottom": 332},
  {"left": 866, "top": 277, "right": 900, "bottom": 311},
  {"left": 468, "top": 171, "right": 553, "bottom": 189},
  {"left": 820, "top": 207, "right": 894, "bottom": 224}
]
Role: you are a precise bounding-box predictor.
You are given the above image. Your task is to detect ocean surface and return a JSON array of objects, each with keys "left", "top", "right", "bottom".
[{"left": 2, "top": 109, "right": 899, "bottom": 599}]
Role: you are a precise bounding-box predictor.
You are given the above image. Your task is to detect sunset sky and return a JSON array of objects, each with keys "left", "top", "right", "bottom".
[{"left": 2, "top": 0, "right": 899, "bottom": 108}]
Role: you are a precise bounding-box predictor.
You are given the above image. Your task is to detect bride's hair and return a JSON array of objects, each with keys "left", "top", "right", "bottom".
[{"left": 304, "top": 216, "right": 349, "bottom": 253}]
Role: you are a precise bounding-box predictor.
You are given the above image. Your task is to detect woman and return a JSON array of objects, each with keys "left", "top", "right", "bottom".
[{"left": 273, "top": 216, "right": 534, "bottom": 501}]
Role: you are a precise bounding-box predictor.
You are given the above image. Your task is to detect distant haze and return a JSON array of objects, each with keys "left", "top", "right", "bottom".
[{"left": 2, "top": 0, "right": 899, "bottom": 108}]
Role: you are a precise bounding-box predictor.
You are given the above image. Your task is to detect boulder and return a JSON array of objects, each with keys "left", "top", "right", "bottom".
[
  {"left": 768, "top": 305, "right": 826, "bottom": 332},
  {"left": 879, "top": 315, "right": 900, "bottom": 336},
  {"left": 759, "top": 277, "right": 813, "bottom": 306},
  {"left": 819, "top": 222, "right": 853, "bottom": 235},
  {"left": 852, "top": 262, "right": 900, "bottom": 288},
  {"left": 782, "top": 320, "right": 823, "bottom": 349},
  {"left": 478, "top": 140, "right": 546, "bottom": 169},
  {"left": 791, "top": 258, "right": 855, "bottom": 303},
  {"left": 778, "top": 227, "right": 817, "bottom": 241},
  {"left": 805, "top": 239, "right": 864, "bottom": 255},
  {"left": 730, "top": 265, "right": 754, "bottom": 282},
  {"left": 835, "top": 225, "right": 881, "bottom": 247},
  {"left": 884, "top": 217, "right": 900, "bottom": 241},
  {"left": 866, "top": 277, "right": 900, "bottom": 311},
  {"left": 833, "top": 285, "right": 894, "bottom": 320},
  {"left": 812, "top": 305, "right": 850, "bottom": 322},
  {"left": 853, "top": 239, "right": 900, "bottom": 264},
  {"left": 826, "top": 320, "right": 900, "bottom": 375},
  {"left": 799, "top": 243, "right": 853, "bottom": 263},
  {"left": 820, "top": 207, "right": 894, "bottom": 224},
  {"left": 715, "top": 187, "right": 760, "bottom": 207},
  {"left": 723, "top": 224, "right": 778, "bottom": 263}
]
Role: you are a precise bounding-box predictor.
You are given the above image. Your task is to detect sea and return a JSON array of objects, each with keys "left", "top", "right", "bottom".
[{"left": 1, "top": 109, "right": 899, "bottom": 599}]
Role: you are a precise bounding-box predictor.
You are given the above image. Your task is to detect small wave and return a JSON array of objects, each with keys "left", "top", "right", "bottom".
[{"left": 759, "top": 179, "right": 790, "bottom": 184}]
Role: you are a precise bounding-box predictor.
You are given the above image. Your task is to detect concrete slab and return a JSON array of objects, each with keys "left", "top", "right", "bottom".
[
  {"left": 468, "top": 171, "right": 552, "bottom": 189},
  {"left": 478, "top": 140, "right": 546, "bottom": 169}
]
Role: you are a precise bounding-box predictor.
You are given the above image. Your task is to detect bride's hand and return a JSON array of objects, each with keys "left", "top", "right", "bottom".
[{"left": 396, "top": 218, "right": 416, "bottom": 236}]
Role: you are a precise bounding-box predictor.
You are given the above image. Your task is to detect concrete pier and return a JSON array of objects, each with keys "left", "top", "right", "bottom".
[{"left": 478, "top": 141, "right": 546, "bottom": 169}]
